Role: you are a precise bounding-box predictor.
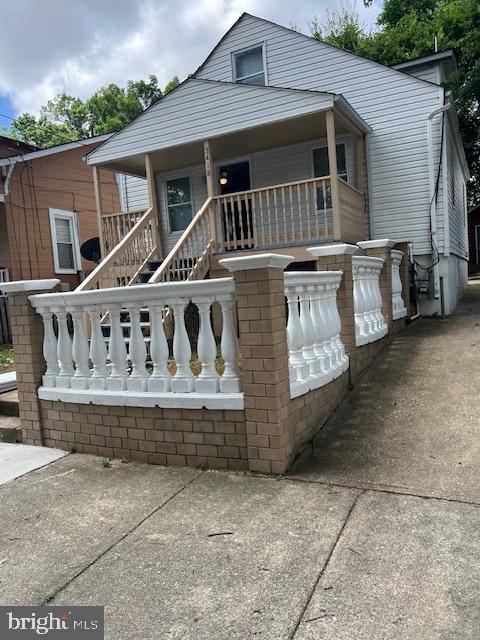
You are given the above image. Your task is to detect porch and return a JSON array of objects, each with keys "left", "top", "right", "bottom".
[{"left": 84, "top": 83, "right": 370, "bottom": 291}]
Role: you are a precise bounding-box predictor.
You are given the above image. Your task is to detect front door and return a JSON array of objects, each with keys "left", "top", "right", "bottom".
[{"left": 218, "top": 160, "right": 253, "bottom": 250}]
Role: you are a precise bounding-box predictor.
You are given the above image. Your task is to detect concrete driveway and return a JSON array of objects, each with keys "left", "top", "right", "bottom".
[{"left": 1, "top": 282, "right": 480, "bottom": 639}]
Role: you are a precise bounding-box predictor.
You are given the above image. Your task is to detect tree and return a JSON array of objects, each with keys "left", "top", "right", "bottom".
[
  {"left": 8, "top": 74, "right": 179, "bottom": 147},
  {"left": 313, "top": 1, "right": 480, "bottom": 203}
]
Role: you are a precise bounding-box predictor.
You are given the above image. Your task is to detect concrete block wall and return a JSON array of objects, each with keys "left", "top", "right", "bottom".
[{"left": 6, "top": 242, "right": 412, "bottom": 474}]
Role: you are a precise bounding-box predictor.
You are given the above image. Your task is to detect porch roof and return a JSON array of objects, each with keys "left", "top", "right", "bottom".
[{"left": 86, "top": 79, "right": 370, "bottom": 175}]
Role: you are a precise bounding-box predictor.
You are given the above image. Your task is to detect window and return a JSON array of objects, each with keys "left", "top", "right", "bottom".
[
  {"left": 49, "top": 209, "right": 81, "bottom": 274},
  {"left": 233, "top": 46, "right": 265, "bottom": 85},
  {"left": 166, "top": 176, "right": 193, "bottom": 232},
  {"left": 313, "top": 143, "right": 348, "bottom": 210}
]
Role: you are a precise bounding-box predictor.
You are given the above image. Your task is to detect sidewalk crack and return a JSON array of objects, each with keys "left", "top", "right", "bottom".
[{"left": 289, "top": 488, "right": 365, "bottom": 639}]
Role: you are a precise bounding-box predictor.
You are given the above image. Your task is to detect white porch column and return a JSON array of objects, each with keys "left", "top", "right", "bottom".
[{"left": 325, "top": 109, "right": 341, "bottom": 240}]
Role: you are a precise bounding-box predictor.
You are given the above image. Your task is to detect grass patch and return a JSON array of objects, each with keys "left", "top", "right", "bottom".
[{"left": 0, "top": 345, "right": 15, "bottom": 373}]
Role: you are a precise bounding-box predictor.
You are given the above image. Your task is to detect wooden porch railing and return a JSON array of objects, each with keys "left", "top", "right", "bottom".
[
  {"left": 101, "top": 209, "right": 146, "bottom": 255},
  {"left": 214, "top": 177, "right": 333, "bottom": 251},
  {"left": 148, "top": 197, "right": 215, "bottom": 283},
  {"left": 78, "top": 207, "right": 156, "bottom": 291},
  {"left": 338, "top": 178, "right": 365, "bottom": 243}
]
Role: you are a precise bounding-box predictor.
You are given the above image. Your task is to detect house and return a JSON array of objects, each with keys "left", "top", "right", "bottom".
[
  {"left": 80, "top": 14, "right": 469, "bottom": 316},
  {"left": 1, "top": 13, "right": 470, "bottom": 472},
  {"left": 0, "top": 135, "right": 145, "bottom": 290},
  {"left": 467, "top": 204, "right": 480, "bottom": 274}
]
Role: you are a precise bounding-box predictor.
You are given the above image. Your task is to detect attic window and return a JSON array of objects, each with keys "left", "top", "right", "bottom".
[{"left": 233, "top": 46, "right": 265, "bottom": 86}]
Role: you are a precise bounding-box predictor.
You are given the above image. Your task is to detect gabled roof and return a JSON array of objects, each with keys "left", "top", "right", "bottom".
[
  {"left": 0, "top": 133, "right": 111, "bottom": 167},
  {"left": 392, "top": 50, "right": 457, "bottom": 72},
  {"left": 86, "top": 78, "right": 369, "bottom": 167},
  {"left": 193, "top": 12, "right": 442, "bottom": 89}
]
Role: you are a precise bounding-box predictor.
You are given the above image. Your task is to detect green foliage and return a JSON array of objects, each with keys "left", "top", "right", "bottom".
[
  {"left": 314, "top": 0, "right": 480, "bottom": 203},
  {"left": 10, "top": 74, "right": 178, "bottom": 147}
]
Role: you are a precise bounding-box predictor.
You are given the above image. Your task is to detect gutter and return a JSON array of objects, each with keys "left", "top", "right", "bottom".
[{"left": 426, "top": 91, "right": 451, "bottom": 299}]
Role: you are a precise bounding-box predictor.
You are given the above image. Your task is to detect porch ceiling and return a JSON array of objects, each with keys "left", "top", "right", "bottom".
[{"left": 87, "top": 78, "right": 369, "bottom": 177}]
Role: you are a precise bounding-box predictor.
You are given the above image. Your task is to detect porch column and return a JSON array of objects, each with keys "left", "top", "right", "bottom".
[
  {"left": 356, "top": 136, "right": 364, "bottom": 193},
  {"left": 145, "top": 153, "right": 163, "bottom": 259},
  {"left": 203, "top": 140, "right": 217, "bottom": 250},
  {"left": 326, "top": 110, "right": 341, "bottom": 240},
  {"left": 92, "top": 166, "right": 105, "bottom": 259}
]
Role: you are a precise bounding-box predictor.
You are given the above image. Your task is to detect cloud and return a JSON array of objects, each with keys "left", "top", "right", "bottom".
[{"left": 0, "top": 0, "right": 381, "bottom": 115}]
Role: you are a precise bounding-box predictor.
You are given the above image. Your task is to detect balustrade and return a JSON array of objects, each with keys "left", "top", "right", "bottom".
[
  {"left": 29, "top": 278, "right": 242, "bottom": 409},
  {"left": 284, "top": 271, "right": 348, "bottom": 399},
  {"left": 352, "top": 256, "right": 388, "bottom": 346},
  {"left": 391, "top": 249, "right": 408, "bottom": 320}
]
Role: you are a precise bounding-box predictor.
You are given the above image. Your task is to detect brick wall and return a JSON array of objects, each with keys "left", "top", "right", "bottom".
[{"left": 39, "top": 401, "right": 247, "bottom": 471}]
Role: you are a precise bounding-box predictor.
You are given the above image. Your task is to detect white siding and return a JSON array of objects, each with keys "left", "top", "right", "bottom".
[
  {"left": 155, "top": 135, "right": 356, "bottom": 251},
  {"left": 116, "top": 174, "right": 149, "bottom": 212},
  {"left": 196, "top": 14, "right": 442, "bottom": 253},
  {"left": 402, "top": 65, "right": 439, "bottom": 84},
  {"left": 446, "top": 128, "right": 468, "bottom": 259},
  {"left": 89, "top": 80, "right": 335, "bottom": 165}
]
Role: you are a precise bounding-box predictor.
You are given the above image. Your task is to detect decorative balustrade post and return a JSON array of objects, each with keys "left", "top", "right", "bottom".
[
  {"left": 87, "top": 306, "right": 108, "bottom": 390},
  {"left": 299, "top": 285, "right": 320, "bottom": 375},
  {"left": 148, "top": 303, "right": 171, "bottom": 392},
  {"left": 309, "top": 284, "right": 331, "bottom": 380},
  {"left": 285, "top": 286, "right": 310, "bottom": 385},
  {"left": 391, "top": 249, "right": 408, "bottom": 321},
  {"left": 220, "top": 254, "right": 294, "bottom": 474},
  {"left": 3, "top": 278, "right": 60, "bottom": 445},
  {"left": 126, "top": 305, "right": 148, "bottom": 391},
  {"left": 106, "top": 305, "right": 128, "bottom": 391},
  {"left": 308, "top": 244, "right": 358, "bottom": 357},
  {"left": 70, "top": 308, "right": 91, "bottom": 389},
  {"left": 218, "top": 296, "right": 241, "bottom": 393},
  {"left": 171, "top": 300, "right": 195, "bottom": 393},
  {"left": 38, "top": 309, "right": 59, "bottom": 387},
  {"left": 194, "top": 297, "right": 220, "bottom": 393},
  {"left": 358, "top": 239, "right": 395, "bottom": 329},
  {"left": 55, "top": 309, "right": 74, "bottom": 388}
]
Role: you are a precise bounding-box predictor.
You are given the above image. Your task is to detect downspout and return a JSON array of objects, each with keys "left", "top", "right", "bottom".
[
  {"left": 365, "top": 131, "right": 375, "bottom": 239},
  {"left": 0, "top": 161, "right": 15, "bottom": 202},
  {"left": 426, "top": 91, "right": 450, "bottom": 299}
]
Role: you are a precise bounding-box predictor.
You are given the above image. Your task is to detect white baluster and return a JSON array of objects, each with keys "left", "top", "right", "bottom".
[
  {"left": 106, "top": 305, "right": 128, "bottom": 391},
  {"left": 148, "top": 304, "right": 171, "bottom": 392},
  {"left": 126, "top": 305, "right": 148, "bottom": 391},
  {"left": 331, "top": 282, "right": 347, "bottom": 366},
  {"left": 171, "top": 300, "right": 195, "bottom": 393},
  {"left": 364, "top": 271, "right": 377, "bottom": 334},
  {"left": 353, "top": 267, "right": 367, "bottom": 341},
  {"left": 299, "top": 285, "right": 319, "bottom": 374},
  {"left": 39, "top": 309, "right": 59, "bottom": 387},
  {"left": 310, "top": 285, "right": 330, "bottom": 379},
  {"left": 70, "top": 308, "right": 90, "bottom": 390},
  {"left": 373, "top": 267, "right": 387, "bottom": 331},
  {"left": 195, "top": 298, "right": 220, "bottom": 393},
  {"left": 324, "top": 285, "right": 341, "bottom": 367},
  {"left": 391, "top": 250, "right": 407, "bottom": 320},
  {"left": 219, "top": 297, "right": 241, "bottom": 393},
  {"left": 55, "top": 309, "right": 74, "bottom": 388},
  {"left": 285, "top": 287, "right": 310, "bottom": 384},
  {"left": 317, "top": 285, "right": 335, "bottom": 375},
  {"left": 88, "top": 306, "right": 108, "bottom": 390}
]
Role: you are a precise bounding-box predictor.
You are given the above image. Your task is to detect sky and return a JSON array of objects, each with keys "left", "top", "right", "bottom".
[{"left": 0, "top": 0, "right": 381, "bottom": 128}]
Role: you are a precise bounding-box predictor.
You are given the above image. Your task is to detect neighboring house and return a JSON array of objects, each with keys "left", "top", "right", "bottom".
[
  {"left": 467, "top": 204, "right": 480, "bottom": 273},
  {"left": 80, "top": 13, "right": 469, "bottom": 315},
  {"left": 0, "top": 135, "right": 142, "bottom": 290}
]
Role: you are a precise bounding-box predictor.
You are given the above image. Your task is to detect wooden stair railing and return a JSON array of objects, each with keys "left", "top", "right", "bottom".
[
  {"left": 148, "top": 197, "right": 215, "bottom": 284},
  {"left": 77, "top": 207, "right": 156, "bottom": 291}
]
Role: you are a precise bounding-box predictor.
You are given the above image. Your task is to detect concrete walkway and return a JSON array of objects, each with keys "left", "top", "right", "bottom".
[{"left": 1, "top": 282, "right": 480, "bottom": 639}]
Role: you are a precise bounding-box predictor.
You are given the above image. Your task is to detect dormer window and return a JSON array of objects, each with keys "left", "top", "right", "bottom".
[{"left": 233, "top": 46, "right": 266, "bottom": 86}]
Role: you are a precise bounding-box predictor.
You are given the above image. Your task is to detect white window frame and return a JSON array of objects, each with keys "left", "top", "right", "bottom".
[
  {"left": 164, "top": 174, "right": 194, "bottom": 235},
  {"left": 48, "top": 208, "right": 81, "bottom": 274},
  {"left": 231, "top": 43, "right": 268, "bottom": 86}
]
